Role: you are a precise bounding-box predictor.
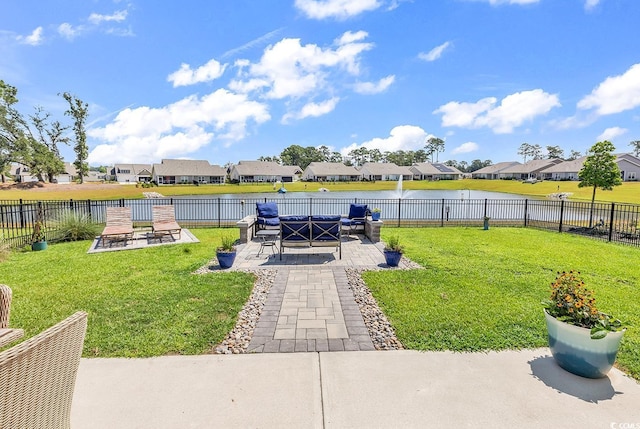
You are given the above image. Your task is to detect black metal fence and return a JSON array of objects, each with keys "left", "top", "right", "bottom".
[{"left": 2, "top": 197, "right": 639, "bottom": 249}]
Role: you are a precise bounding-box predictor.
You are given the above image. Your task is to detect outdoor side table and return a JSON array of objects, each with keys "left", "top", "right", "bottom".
[{"left": 256, "top": 230, "right": 279, "bottom": 256}]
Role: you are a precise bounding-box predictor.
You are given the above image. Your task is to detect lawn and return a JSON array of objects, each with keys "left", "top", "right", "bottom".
[
  {"left": 365, "top": 227, "right": 640, "bottom": 380},
  {"left": 0, "top": 229, "right": 254, "bottom": 357}
]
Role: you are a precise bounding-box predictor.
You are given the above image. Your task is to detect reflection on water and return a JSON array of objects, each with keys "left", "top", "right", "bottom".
[{"left": 176, "top": 189, "right": 527, "bottom": 200}]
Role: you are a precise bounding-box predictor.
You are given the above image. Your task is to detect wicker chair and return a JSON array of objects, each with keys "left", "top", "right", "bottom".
[
  {"left": 0, "top": 311, "right": 88, "bottom": 429},
  {"left": 0, "top": 284, "right": 13, "bottom": 329},
  {"left": 151, "top": 205, "right": 182, "bottom": 239},
  {"left": 100, "top": 207, "right": 134, "bottom": 246}
]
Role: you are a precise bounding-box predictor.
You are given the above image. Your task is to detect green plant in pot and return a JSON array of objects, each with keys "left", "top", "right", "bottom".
[
  {"left": 383, "top": 235, "right": 403, "bottom": 267},
  {"left": 542, "top": 270, "right": 625, "bottom": 378},
  {"left": 31, "top": 220, "right": 48, "bottom": 251},
  {"left": 371, "top": 207, "right": 381, "bottom": 221},
  {"left": 216, "top": 234, "right": 237, "bottom": 269}
]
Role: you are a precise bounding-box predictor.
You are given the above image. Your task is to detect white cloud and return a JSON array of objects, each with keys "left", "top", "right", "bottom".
[
  {"left": 340, "top": 125, "right": 429, "bottom": 155},
  {"left": 585, "top": 0, "right": 600, "bottom": 11},
  {"left": 229, "top": 32, "right": 373, "bottom": 100},
  {"left": 451, "top": 142, "right": 479, "bottom": 155},
  {"left": 167, "top": 59, "right": 227, "bottom": 87},
  {"left": 58, "top": 23, "right": 83, "bottom": 40},
  {"left": 282, "top": 97, "right": 340, "bottom": 123},
  {"left": 88, "top": 89, "right": 270, "bottom": 164},
  {"left": 88, "top": 10, "right": 128, "bottom": 25},
  {"left": 577, "top": 63, "right": 640, "bottom": 115},
  {"left": 16, "top": 27, "right": 44, "bottom": 46},
  {"left": 434, "top": 89, "right": 560, "bottom": 134},
  {"left": 353, "top": 75, "right": 395, "bottom": 94},
  {"left": 597, "top": 126, "right": 627, "bottom": 142},
  {"left": 418, "top": 41, "right": 451, "bottom": 62},
  {"left": 294, "top": 0, "right": 382, "bottom": 20}
]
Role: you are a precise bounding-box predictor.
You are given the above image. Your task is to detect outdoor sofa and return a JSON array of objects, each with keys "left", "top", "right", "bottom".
[{"left": 279, "top": 215, "right": 342, "bottom": 260}]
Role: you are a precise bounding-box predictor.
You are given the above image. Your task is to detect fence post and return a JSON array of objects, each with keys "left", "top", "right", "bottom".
[
  {"left": 119, "top": 198, "right": 124, "bottom": 208},
  {"left": 397, "top": 198, "right": 401, "bottom": 227},
  {"left": 440, "top": 199, "right": 444, "bottom": 227},
  {"left": 218, "top": 198, "right": 221, "bottom": 228},
  {"left": 86, "top": 199, "right": 92, "bottom": 219},
  {"left": 19, "top": 199, "right": 25, "bottom": 229},
  {"left": 608, "top": 202, "right": 615, "bottom": 242},
  {"left": 483, "top": 199, "right": 488, "bottom": 219},
  {"left": 558, "top": 200, "right": 564, "bottom": 233},
  {"left": 524, "top": 199, "right": 528, "bottom": 227}
]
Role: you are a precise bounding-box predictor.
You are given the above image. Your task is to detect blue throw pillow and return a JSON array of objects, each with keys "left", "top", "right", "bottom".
[
  {"left": 257, "top": 202, "right": 278, "bottom": 218},
  {"left": 348, "top": 204, "right": 367, "bottom": 219}
]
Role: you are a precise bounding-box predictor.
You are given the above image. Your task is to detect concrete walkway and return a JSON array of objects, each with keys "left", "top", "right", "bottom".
[{"left": 72, "top": 350, "right": 640, "bottom": 428}]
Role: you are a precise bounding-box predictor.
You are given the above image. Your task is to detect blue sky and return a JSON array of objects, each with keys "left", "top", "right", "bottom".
[{"left": 2, "top": 0, "right": 639, "bottom": 167}]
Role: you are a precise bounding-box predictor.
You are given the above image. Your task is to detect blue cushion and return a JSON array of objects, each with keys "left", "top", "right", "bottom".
[
  {"left": 348, "top": 204, "right": 367, "bottom": 219},
  {"left": 258, "top": 217, "right": 280, "bottom": 227},
  {"left": 311, "top": 215, "right": 341, "bottom": 221},
  {"left": 279, "top": 215, "right": 308, "bottom": 221},
  {"left": 340, "top": 218, "right": 352, "bottom": 225},
  {"left": 257, "top": 202, "right": 278, "bottom": 218}
]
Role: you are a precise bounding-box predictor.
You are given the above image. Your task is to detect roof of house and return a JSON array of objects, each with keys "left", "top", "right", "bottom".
[
  {"left": 62, "top": 162, "right": 77, "bottom": 176},
  {"left": 114, "top": 164, "right": 153, "bottom": 175},
  {"left": 409, "top": 162, "right": 463, "bottom": 175},
  {"left": 359, "top": 162, "right": 414, "bottom": 176},
  {"left": 232, "top": 161, "right": 295, "bottom": 177},
  {"left": 616, "top": 153, "right": 640, "bottom": 168},
  {"left": 304, "top": 162, "right": 361, "bottom": 176},
  {"left": 540, "top": 157, "right": 587, "bottom": 174},
  {"left": 280, "top": 165, "right": 303, "bottom": 176},
  {"left": 153, "top": 159, "right": 226, "bottom": 176},
  {"left": 471, "top": 161, "right": 521, "bottom": 175},
  {"left": 500, "top": 158, "right": 563, "bottom": 174}
]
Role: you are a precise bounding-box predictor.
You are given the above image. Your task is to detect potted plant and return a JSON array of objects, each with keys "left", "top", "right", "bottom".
[
  {"left": 371, "top": 207, "right": 381, "bottom": 221},
  {"left": 383, "top": 235, "right": 403, "bottom": 267},
  {"left": 541, "top": 270, "right": 625, "bottom": 378},
  {"left": 216, "top": 234, "right": 237, "bottom": 269},
  {"left": 31, "top": 220, "right": 48, "bottom": 251}
]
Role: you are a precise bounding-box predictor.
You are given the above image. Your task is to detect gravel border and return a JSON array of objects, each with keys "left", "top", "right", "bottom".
[{"left": 195, "top": 255, "right": 421, "bottom": 353}]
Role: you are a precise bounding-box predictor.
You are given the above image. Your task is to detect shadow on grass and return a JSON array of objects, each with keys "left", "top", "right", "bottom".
[{"left": 528, "top": 355, "right": 619, "bottom": 403}]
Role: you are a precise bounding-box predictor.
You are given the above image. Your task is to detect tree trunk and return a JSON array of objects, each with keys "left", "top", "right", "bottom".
[{"left": 589, "top": 185, "right": 597, "bottom": 228}]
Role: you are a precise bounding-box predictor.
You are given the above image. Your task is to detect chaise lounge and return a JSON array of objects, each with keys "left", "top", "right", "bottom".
[
  {"left": 100, "top": 207, "right": 134, "bottom": 246},
  {"left": 152, "top": 205, "right": 182, "bottom": 240}
]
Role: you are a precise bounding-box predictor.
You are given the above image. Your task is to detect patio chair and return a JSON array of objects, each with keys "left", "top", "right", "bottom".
[
  {"left": 152, "top": 205, "right": 182, "bottom": 239},
  {"left": 100, "top": 207, "right": 134, "bottom": 246},
  {"left": 0, "top": 311, "right": 88, "bottom": 429},
  {"left": 341, "top": 203, "right": 368, "bottom": 237},
  {"left": 0, "top": 284, "right": 13, "bottom": 329},
  {"left": 256, "top": 202, "right": 280, "bottom": 232}
]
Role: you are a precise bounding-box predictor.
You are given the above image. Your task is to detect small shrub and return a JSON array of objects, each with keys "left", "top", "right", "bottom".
[
  {"left": 384, "top": 235, "right": 404, "bottom": 253},
  {"left": 55, "top": 210, "right": 99, "bottom": 242},
  {"left": 217, "top": 235, "right": 236, "bottom": 252}
]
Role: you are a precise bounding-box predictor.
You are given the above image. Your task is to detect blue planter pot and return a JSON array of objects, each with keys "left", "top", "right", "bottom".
[
  {"left": 216, "top": 250, "right": 236, "bottom": 269},
  {"left": 32, "top": 241, "right": 48, "bottom": 251},
  {"left": 544, "top": 311, "right": 624, "bottom": 378},
  {"left": 371, "top": 212, "right": 381, "bottom": 221},
  {"left": 384, "top": 250, "right": 402, "bottom": 267}
]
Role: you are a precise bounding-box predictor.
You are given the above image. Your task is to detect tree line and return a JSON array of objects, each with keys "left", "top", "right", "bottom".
[{"left": 0, "top": 80, "right": 90, "bottom": 183}]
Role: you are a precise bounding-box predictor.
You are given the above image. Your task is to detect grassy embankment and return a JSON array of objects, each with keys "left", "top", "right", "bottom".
[{"left": 2, "top": 179, "right": 640, "bottom": 204}]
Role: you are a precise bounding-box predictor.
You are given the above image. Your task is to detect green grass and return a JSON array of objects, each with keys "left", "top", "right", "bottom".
[
  {"left": 364, "top": 227, "right": 640, "bottom": 380},
  {"left": 0, "top": 229, "right": 254, "bottom": 358}
]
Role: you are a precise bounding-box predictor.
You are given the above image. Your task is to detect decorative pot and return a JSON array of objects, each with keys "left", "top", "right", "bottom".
[
  {"left": 371, "top": 212, "right": 381, "bottom": 221},
  {"left": 32, "top": 241, "right": 48, "bottom": 251},
  {"left": 216, "top": 250, "right": 236, "bottom": 269},
  {"left": 544, "top": 310, "right": 624, "bottom": 378},
  {"left": 383, "top": 250, "right": 402, "bottom": 267}
]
